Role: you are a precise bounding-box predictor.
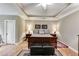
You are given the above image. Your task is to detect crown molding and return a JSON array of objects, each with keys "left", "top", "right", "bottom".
[{"left": 56, "top": 4, "right": 79, "bottom": 20}]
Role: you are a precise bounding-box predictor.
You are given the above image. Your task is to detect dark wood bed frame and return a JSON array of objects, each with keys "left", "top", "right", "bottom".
[{"left": 26, "top": 34, "right": 57, "bottom": 48}]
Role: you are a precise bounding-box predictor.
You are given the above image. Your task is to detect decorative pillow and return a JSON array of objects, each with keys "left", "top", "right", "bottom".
[
  {"left": 39, "top": 29, "right": 44, "bottom": 34},
  {"left": 44, "top": 30, "right": 50, "bottom": 34},
  {"left": 33, "top": 30, "right": 39, "bottom": 34}
]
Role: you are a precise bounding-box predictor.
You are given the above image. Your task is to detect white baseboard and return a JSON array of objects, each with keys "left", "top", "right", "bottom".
[
  {"left": 15, "top": 33, "right": 26, "bottom": 45},
  {"left": 15, "top": 40, "right": 23, "bottom": 45},
  {"left": 69, "top": 46, "right": 78, "bottom": 54},
  {"left": 58, "top": 40, "right": 78, "bottom": 54}
]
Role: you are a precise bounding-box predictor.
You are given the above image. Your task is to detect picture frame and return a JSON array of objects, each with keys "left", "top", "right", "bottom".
[
  {"left": 42, "top": 24, "right": 47, "bottom": 29},
  {"left": 35, "top": 24, "right": 41, "bottom": 29}
]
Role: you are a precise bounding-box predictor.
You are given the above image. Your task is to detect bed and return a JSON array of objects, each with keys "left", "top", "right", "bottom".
[{"left": 27, "top": 34, "right": 57, "bottom": 48}]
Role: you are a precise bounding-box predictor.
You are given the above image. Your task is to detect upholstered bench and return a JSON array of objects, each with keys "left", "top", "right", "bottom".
[
  {"left": 42, "top": 43, "right": 54, "bottom": 55},
  {"left": 30, "top": 43, "right": 43, "bottom": 55},
  {"left": 30, "top": 43, "right": 55, "bottom": 56}
]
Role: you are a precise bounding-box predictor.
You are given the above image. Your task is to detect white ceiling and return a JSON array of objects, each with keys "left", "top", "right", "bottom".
[
  {"left": 0, "top": 3, "right": 79, "bottom": 21},
  {"left": 17, "top": 3, "right": 79, "bottom": 21},
  {"left": 19, "top": 3, "right": 70, "bottom": 17},
  {"left": 0, "top": 3, "right": 19, "bottom": 15}
]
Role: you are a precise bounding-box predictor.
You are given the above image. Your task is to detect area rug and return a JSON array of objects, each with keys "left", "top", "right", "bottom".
[
  {"left": 57, "top": 41, "right": 68, "bottom": 48},
  {"left": 18, "top": 49, "right": 62, "bottom": 56}
]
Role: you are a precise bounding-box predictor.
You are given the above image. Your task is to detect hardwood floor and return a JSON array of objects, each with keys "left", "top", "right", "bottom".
[
  {"left": 57, "top": 41, "right": 78, "bottom": 56},
  {"left": 57, "top": 48, "right": 78, "bottom": 56},
  {"left": 0, "top": 40, "right": 78, "bottom": 56},
  {"left": 0, "top": 41, "right": 28, "bottom": 56},
  {"left": 57, "top": 41, "right": 68, "bottom": 48}
]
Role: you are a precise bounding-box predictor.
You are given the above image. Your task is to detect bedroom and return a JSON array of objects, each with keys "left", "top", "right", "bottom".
[{"left": 0, "top": 3, "right": 78, "bottom": 56}]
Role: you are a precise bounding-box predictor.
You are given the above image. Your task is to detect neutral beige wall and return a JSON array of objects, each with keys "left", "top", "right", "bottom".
[
  {"left": 59, "top": 11, "right": 79, "bottom": 51},
  {"left": 16, "top": 16, "right": 25, "bottom": 42},
  {"left": 25, "top": 20, "right": 58, "bottom": 34}
]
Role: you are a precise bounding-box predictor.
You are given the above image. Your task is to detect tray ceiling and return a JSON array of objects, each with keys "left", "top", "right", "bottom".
[
  {"left": 0, "top": 3, "right": 79, "bottom": 21},
  {"left": 19, "top": 3, "right": 70, "bottom": 17}
]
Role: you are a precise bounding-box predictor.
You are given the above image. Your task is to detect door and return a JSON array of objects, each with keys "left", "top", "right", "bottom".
[
  {"left": 6, "top": 20, "right": 16, "bottom": 44},
  {"left": 0, "top": 20, "right": 15, "bottom": 44},
  {"left": 0, "top": 21, "right": 4, "bottom": 44}
]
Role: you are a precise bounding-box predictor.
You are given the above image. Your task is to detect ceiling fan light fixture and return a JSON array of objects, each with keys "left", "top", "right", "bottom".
[
  {"left": 40, "top": 3, "right": 47, "bottom": 9},
  {"left": 37, "top": 2, "right": 53, "bottom": 10}
]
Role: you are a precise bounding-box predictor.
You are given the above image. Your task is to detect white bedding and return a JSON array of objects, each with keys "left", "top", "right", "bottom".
[{"left": 31, "top": 34, "right": 52, "bottom": 37}]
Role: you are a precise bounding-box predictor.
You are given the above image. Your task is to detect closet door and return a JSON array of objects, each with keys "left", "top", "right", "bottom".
[
  {"left": 6, "top": 20, "right": 16, "bottom": 44},
  {"left": 0, "top": 21, "right": 4, "bottom": 43}
]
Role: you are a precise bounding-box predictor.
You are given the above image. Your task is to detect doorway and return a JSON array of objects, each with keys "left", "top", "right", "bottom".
[
  {"left": 0, "top": 21, "right": 4, "bottom": 44},
  {"left": 0, "top": 20, "right": 15, "bottom": 44}
]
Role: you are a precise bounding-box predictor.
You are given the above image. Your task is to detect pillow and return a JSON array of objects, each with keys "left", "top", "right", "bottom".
[
  {"left": 39, "top": 29, "right": 44, "bottom": 34},
  {"left": 33, "top": 30, "right": 39, "bottom": 34},
  {"left": 44, "top": 30, "right": 50, "bottom": 34}
]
